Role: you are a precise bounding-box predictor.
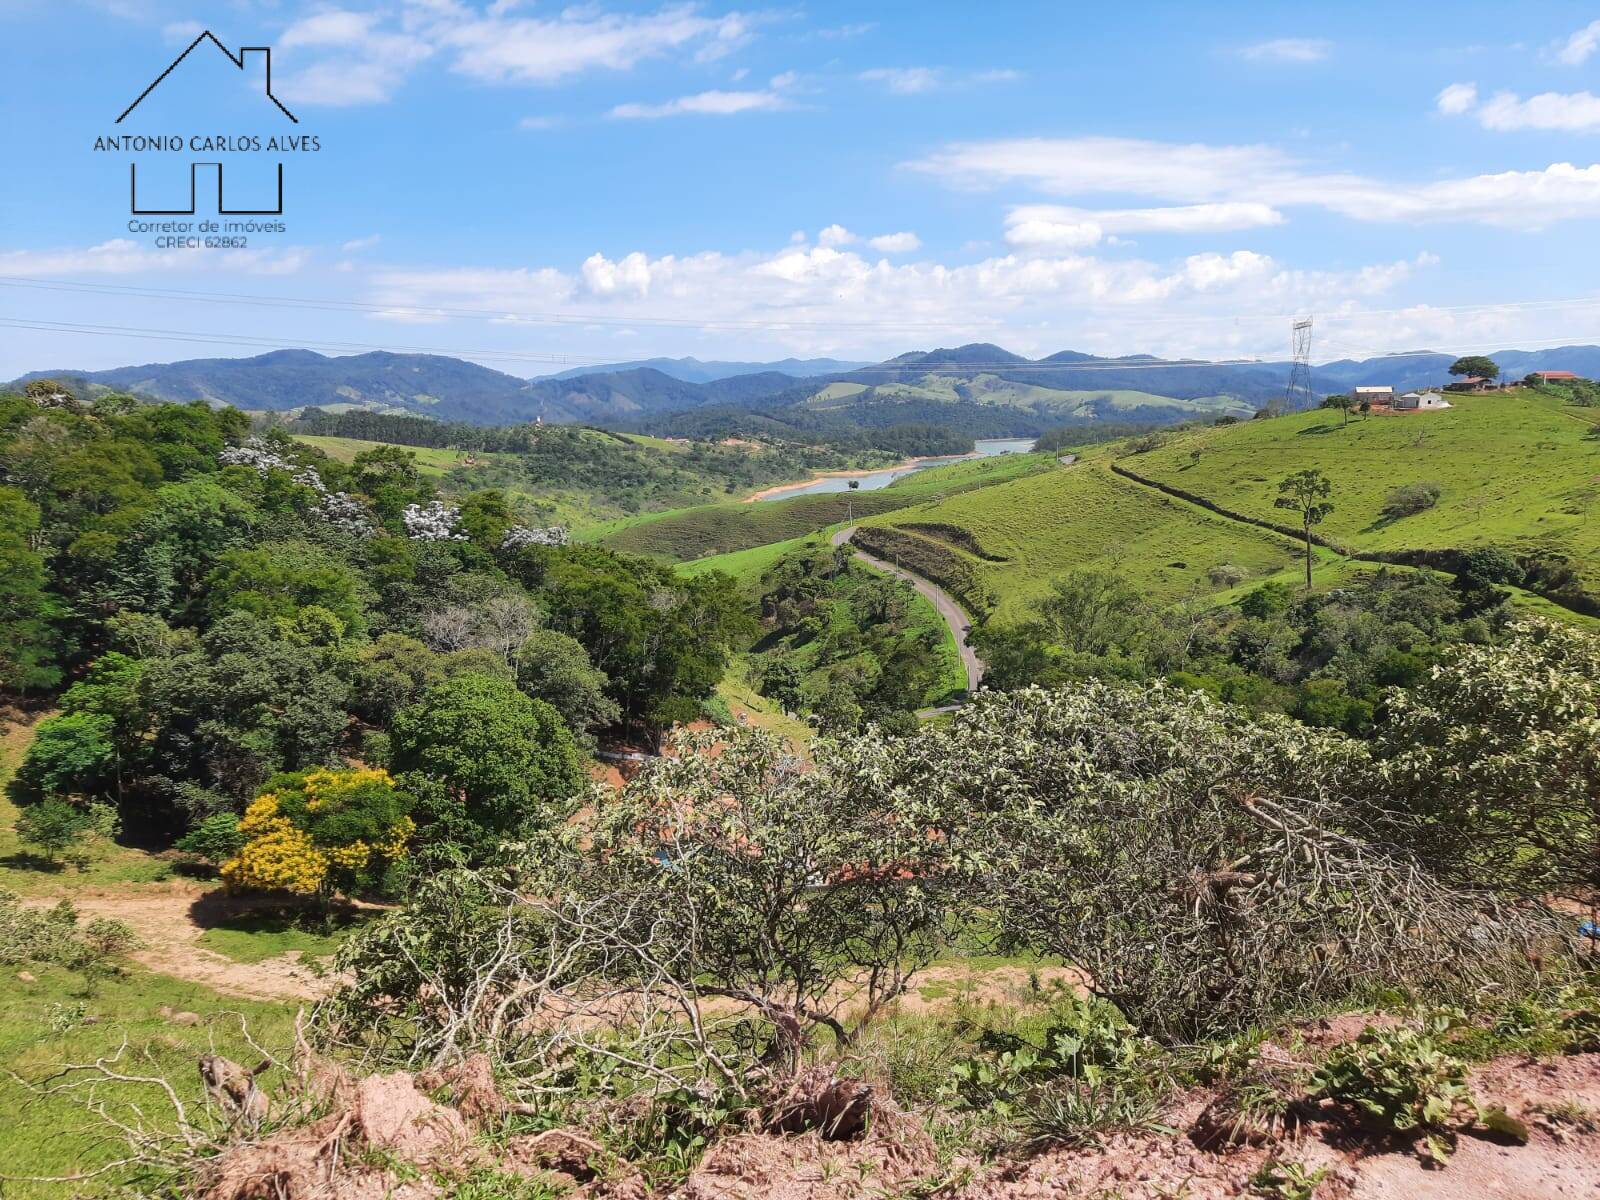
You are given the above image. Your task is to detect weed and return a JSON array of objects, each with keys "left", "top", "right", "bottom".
[
  {"left": 1012, "top": 1076, "right": 1163, "bottom": 1149},
  {"left": 1250, "top": 1158, "right": 1326, "bottom": 1200},
  {"left": 1313, "top": 1020, "right": 1473, "bottom": 1161}
]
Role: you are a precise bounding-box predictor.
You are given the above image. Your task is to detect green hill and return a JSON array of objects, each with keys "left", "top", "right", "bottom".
[
  {"left": 843, "top": 394, "right": 1600, "bottom": 622},
  {"left": 1125, "top": 394, "right": 1600, "bottom": 593}
]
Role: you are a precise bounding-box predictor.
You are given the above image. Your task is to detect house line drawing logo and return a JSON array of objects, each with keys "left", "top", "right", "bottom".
[
  {"left": 115, "top": 31, "right": 304, "bottom": 217},
  {"left": 118, "top": 30, "right": 297, "bottom": 125}
]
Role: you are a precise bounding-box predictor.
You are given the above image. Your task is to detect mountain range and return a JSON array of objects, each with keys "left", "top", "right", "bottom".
[{"left": 13, "top": 343, "right": 1598, "bottom": 433}]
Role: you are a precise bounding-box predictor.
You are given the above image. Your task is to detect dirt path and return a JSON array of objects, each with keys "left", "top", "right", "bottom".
[
  {"left": 46, "top": 883, "right": 331, "bottom": 1002},
  {"left": 831, "top": 525, "right": 985, "bottom": 694}
]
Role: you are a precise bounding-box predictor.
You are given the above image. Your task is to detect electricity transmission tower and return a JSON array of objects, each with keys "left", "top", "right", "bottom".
[{"left": 1283, "top": 317, "right": 1313, "bottom": 412}]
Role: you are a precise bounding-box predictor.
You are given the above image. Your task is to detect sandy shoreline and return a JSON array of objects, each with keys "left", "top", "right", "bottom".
[{"left": 741, "top": 450, "right": 981, "bottom": 504}]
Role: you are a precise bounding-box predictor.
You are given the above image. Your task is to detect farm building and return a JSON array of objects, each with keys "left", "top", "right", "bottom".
[
  {"left": 1352, "top": 385, "right": 1393, "bottom": 402},
  {"left": 1528, "top": 370, "right": 1583, "bottom": 383},
  {"left": 1394, "top": 391, "right": 1452, "bottom": 411}
]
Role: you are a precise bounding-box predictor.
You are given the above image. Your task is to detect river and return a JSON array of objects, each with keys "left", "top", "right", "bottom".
[{"left": 754, "top": 437, "right": 1037, "bottom": 502}]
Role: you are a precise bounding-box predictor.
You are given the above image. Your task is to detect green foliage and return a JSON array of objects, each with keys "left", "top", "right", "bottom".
[
  {"left": 0, "top": 889, "right": 137, "bottom": 984},
  {"left": 949, "top": 995, "right": 1148, "bottom": 1109},
  {"left": 14, "top": 798, "right": 96, "bottom": 863},
  {"left": 204, "top": 541, "right": 368, "bottom": 636},
  {"left": 1371, "top": 621, "right": 1600, "bottom": 897},
  {"left": 1251, "top": 1158, "right": 1327, "bottom": 1200},
  {"left": 515, "top": 629, "right": 621, "bottom": 747},
  {"left": 749, "top": 546, "right": 960, "bottom": 726},
  {"left": 1313, "top": 1020, "right": 1473, "bottom": 1160},
  {"left": 1449, "top": 355, "right": 1499, "bottom": 380},
  {"left": 391, "top": 672, "right": 583, "bottom": 857},
  {"left": 1381, "top": 481, "right": 1442, "bottom": 520},
  {"left": 0, "top": 486, "right": 60, "bottom": 691},
  {"left": 173, "top": 812, "right": 244, "bottom": 865}
]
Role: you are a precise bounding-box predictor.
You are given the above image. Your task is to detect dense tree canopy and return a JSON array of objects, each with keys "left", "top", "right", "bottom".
[{"left": 2, "top": 388, "right": 748, "bottom": 864}]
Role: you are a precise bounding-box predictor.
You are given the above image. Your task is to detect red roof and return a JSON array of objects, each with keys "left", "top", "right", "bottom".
[{"left": 1535, "top": 370, "right": 1580, "bottom": 380}]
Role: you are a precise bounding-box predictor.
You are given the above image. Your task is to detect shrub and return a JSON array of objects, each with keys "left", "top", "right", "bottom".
[
  {"left": 902, "top": 685, "right": 1558, "bottom": 1041},
  {"left": 175, "top": 812, "right": 245, "bottom": 866},
  {"left": 1313, "top": 1021, "right": 1473, "bottom": 1161},
  {"left": 222, "top": 767, "right": 414, "bottom": 900},
  {"left": 1381, "top": 482, "right": 1442, "bottom": 520},
  {"left": 14, "top": 797, "right": 94, "bottom": 865}
]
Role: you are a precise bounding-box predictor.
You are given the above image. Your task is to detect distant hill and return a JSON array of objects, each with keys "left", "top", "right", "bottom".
[
  {"left": 542, "top": 356, "right": 873, "bottom": 383},
  {"left": 14, "top": 342, "right": 1599, "bottom": 429}
]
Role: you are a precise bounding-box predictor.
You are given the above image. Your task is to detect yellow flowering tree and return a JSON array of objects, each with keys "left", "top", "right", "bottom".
[{"left": 222, "top": 767, "right": 414, "bottom": 900}]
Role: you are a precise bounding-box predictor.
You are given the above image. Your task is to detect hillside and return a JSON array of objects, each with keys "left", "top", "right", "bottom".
[
  {"left": 543, "top": 355, "right": 873, "bottom": 382},
  {"left": 677, "top": 391, "right": 1600, "bottom": 628}
]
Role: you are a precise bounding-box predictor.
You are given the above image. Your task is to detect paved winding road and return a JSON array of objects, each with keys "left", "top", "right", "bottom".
[{"left": 831, "top": 526, "right": 985, "bottom": 696}]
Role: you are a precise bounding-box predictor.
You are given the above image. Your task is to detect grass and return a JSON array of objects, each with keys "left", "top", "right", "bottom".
[
  {"left": 0, "top": 714, "right": 176, "bottom": 897},
  {"left": 601, "top": 450, "right": 1052, "bottom": 563},
  {"left": 1128, "top": 394, "right": 1600, "bottom": 588},
  {"left": 294, "top": 434, "right": 472, "bottom": 476},
  {"left": 196, "top": 910, "right": 368, "bottom": 965},
  {"left": 861, "top": 454, "right": 1302, "bottom": 622},
  {"left": 0, "top": 964, "right": 296, "bottom": 1198}
]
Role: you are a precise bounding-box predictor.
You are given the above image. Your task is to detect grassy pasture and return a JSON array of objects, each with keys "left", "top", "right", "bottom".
[
  {"left": 601, "top": 450, "right": 1052, "bottom": 562},
  {"left": 861, "top": 456, "right": 1301, "bottom": 622},
  {"left": 1129, "top": 395, "right": 1600, "bottom": 587}
]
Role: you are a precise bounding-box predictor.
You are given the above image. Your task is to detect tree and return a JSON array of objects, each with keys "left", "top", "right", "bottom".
[
  {"left": 1448, "top": 355, "right": 1499, "bottom": 382},
  {"left": 1321, "top": 393, "right": 1353, "bottom": 426},
  {"left": 515, "top": 629, "right": 621, "bottom": 747},
  {"left": 0, "top": 486, "right": 60, "bottom": 692},
  {"left": 14, "top": 798, "right": 93, "bottom": 864},
  {"left": 222, "top": 768, "right": 414, "bottom": 900},
  {"left": 1274, "top": 469, "right": 1335, "bottom": 589},
  {"left": 1371, "top": 621, "right": 1600, "bottom": 899},
  {"left": 390, "top": 672, "right": 583, "bottom": 857}
]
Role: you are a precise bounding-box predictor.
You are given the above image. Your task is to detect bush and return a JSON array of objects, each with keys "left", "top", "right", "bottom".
[
  {"left": 1381, "top": 481, "right": 1442, "bottom": 520},
  {"left": 14, "top": 798, "right": 94, "bottom": 865},
  {"left": 1313, "top": 1021, "right": 1473, "bottom": 1161},
  {"left": 222, "top": 768, "right": 414, "bottom": 899},
  {"left": 175, "top": 812, "right": 245, "bottom": 866}
]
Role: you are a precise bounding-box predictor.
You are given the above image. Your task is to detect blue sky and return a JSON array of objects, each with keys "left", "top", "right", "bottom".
[{"left": 4, "top": 0, "right": 1600, "bottom": 377}]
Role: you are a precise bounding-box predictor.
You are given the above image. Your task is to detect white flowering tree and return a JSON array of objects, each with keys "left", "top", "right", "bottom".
[{"left": 401, "top": 500, "right": 467, "bottom": 541}]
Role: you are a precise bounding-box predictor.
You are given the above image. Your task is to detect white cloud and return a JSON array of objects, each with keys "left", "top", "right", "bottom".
[
  {"left": 162, "top": 20, "right": 203, "bottom": 44},
  {"left": 859, "top": 66, "right": 941, "bottom": 94},
  {"left": 1239, "top": 37, "right": 1331, "bottom": 62},
  {"left": 277, "top": 4, "right": 767, "bottom": 106},
  {"left": 278, "top": 10, "right": 433, "bottom": 105},
  {"left": 909, "top": 137, "right": 1286, "bottom": 200},
  {"left": 1004, "top": 202, "right": 1285, "bottom": 250},
  {"left": 610, "top": 87, "right": 787, "bottom": 118},
  {"left": 909, "top": 136, "right": 1600, "bottom": 230},
  {"left": 518, "top": 114, "right": 564, "bottom": 130},
  {"left": 1476, "top": 89, "right": 1600, "bottom": 132},
  {"left": 858, "top": 65, "right": 1020, "bottom": 94},
  {"left": 1557, "top": 19, "right": 1600, "bottom": 65},
  {"left": 341, "top": 234, "right": 382, "bottom": 252},
  {"left": 817, "top": 224, "right": 855, "bottom": 247},
  {"left": 867, "top": 231, "right": 921, "bottom": 253},
  {"left": 1437, "top": 80, "right": 1600, "bottom": 132},
  {"left": 362, "top": 231, "right": 1433, "bottom": 364},
  {"left": 1435, "top": 82, "right": 1478, "bottom": 115},
  {"left": 430, "top": 3, "right": 758, "bottom": 86},
  {"left": 279, "top": 10, "right": 382, "bottom": 49}
]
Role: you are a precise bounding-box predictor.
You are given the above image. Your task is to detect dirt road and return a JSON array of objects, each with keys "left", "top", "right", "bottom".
[{"left": 831, "top": 526, "right": 985, "bottom": 694}]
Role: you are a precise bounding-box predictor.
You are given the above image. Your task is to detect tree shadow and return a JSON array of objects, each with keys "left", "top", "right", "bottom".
[
  {"left": 1295, "top": 422, "right": 1342, "bottom": 436},
  {"left": 0, "top": 851, "right": 65, "bottom": 874},
  {"left": 186, "top": 888, "right": 373, "bottom": 934}
]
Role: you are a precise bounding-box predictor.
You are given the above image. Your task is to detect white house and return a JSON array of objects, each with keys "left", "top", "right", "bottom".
[
  {"left": 1352, "top": 385, "right": 1394, "bottom": 402},
  {"left": 1394, "top": 391, "right": 1452, "bottom": 411}
]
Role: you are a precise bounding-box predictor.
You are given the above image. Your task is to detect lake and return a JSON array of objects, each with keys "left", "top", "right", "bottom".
[{"left": 756, "top": 438, "right": 1037, "bottom": 502}]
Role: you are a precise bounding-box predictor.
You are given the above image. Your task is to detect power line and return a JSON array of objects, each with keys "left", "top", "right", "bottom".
[{"left": 5, "top": 274, "right": 1600, "bottom": 337}]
